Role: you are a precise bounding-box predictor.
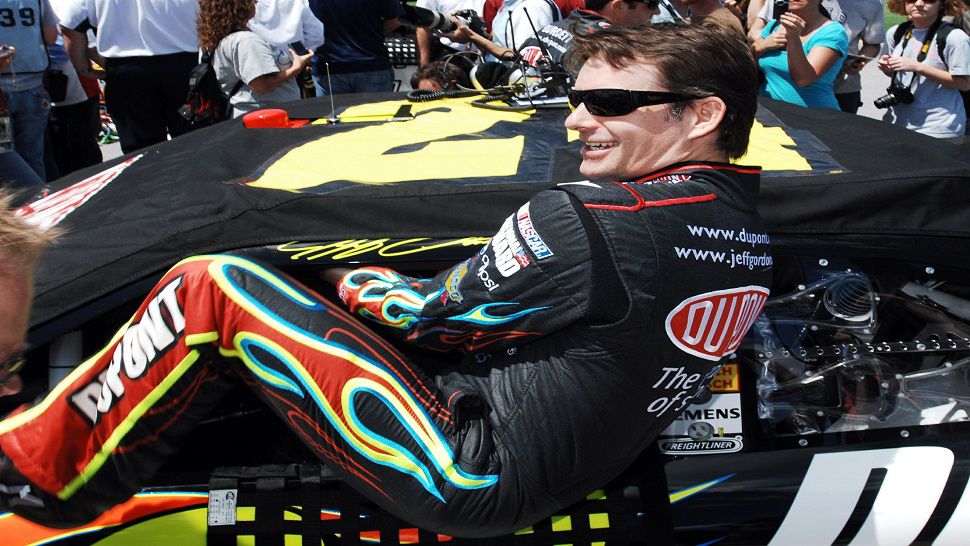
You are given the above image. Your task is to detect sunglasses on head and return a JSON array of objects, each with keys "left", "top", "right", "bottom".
[
  {"left": 637, "top": 0, "right": 661, "bottom": 8},
  {"left": 904, "top": 0, "right": 938, "bottom": 3},
  {"left": 0, "top": 352, "right": 25, "bottom": 385},
  {"left": 567, "top": 88, "right": 708, "bottom": 117}
]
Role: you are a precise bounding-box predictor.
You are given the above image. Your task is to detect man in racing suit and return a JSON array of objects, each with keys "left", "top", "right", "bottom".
[{"left": 0, "top": 24, "right": 771, "bottom": 537}]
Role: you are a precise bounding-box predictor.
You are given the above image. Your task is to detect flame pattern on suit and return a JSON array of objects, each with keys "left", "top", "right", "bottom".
[{"left": 207, "top": 257, "right": 498, "bottom": 501}]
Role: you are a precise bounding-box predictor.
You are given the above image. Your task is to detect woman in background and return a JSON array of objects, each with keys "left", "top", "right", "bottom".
[
  {"left": 197, "top": 0, "right": 315, "bottom": 116},
  {"left": 752, "top": 0, "right": 847, "bottom": 109}
]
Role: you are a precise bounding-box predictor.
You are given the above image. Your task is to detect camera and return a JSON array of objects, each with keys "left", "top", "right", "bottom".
[
  {"left": 399, "top": 3, "right": 488, "bottom": 38},
  {"left": 774, "top": 0, "right": 789, "bottom": 17},
  {"left": 873, "top": 84, "right": 914, "bottom": 109}
]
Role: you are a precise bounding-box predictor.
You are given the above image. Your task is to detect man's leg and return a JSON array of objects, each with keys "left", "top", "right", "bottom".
[
  {"left": 157, "top": 52, "right": 197, "bottom": 139},
  {"left": 103, "top": 59, "right": 168, "bottom": 154},
  {"left": 354, "top": 67, "right": 397, "bottom": 93},
  {"left": 0, "top": 256, "right": 502, "bottom": 533},
  {"left": 6, "top": 87, "right": 51, "bottom": 181}
]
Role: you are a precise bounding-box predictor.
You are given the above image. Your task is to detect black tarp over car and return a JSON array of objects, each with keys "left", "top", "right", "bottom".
[{"left": 19, "top": 94, "right": 970, "bottom": 335}]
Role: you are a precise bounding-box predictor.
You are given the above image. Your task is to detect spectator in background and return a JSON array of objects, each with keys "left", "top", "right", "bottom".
[
  {"left": 748, "top": 0, "right": 843, "bottom": 41},
  {"left": 752, "top": 0, "right": 847, "bottom": 109},
  {"left": 483, "top": 0, "right": 584, "bottom": 31},
  {"left": 46, "top": 30, "right": 102, "bottom": 176},
  {"left": 58, "top": 0, "right": 200, "bottom": 154},
  {"left": 685, "top": 0, "right": 746, "bottom": 36},
  {"left": 0, "top": 0, "right": 57, "bottom": 183},
  {"left": 490, "top": 0, "right": 561, "bottom": 53},
  {"left": 833, "top": 0, "right": 883, "bottom": 113},
  {"left": 249, "top": 0, "right": 324, "bottom": 98},
  {"left": 307, "top": 0, "right": 403, "bottom": 95},
  {"left": 0, "top": 50, "right": 44, "bottom": 189},
  {"left": 416, "top": 0, "right": 485, "bottom": 67},
  {"left": 878, "top": 0, "right": 970, "bottom": 138},
  {"left": 199, "top": 0, "right": 315, "bottom": 116},
  {"left": 455, "top": 0, "right": 657, "bottom": 67}
]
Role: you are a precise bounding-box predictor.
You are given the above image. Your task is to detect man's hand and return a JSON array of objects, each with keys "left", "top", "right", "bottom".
[
  {"left": 842, "top": 57, "right": 867, "bottom": 75},
  {"left": 321, "top": 267, "right": 353, "bottom": 286},
  {"left": 444, "top": 18, "right": 475, "bottom": 44},
  {"left": 0, "top": 45, "right": 15, "bottom": 70},
  {"left": 289, "top": 48, "right": 316, "bottom": 71}
]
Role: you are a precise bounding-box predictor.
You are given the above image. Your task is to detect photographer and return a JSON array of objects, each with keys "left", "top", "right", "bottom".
[
  {"left": 415, "top": 0, "right": 485, "bottom": 67},
  {"left": 877, "top": 0, "right": 970, "bottom": 138},
  {"left": 752, "top": 0, "right": 847, "bottom": 109}
]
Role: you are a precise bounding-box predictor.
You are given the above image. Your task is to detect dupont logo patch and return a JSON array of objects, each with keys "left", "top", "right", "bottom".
[{"left": 665, "top": 286, "right": 769, "bottom": 361}]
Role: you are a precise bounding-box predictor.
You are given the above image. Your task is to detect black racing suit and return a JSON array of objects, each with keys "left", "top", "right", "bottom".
[{"left": 0, "top": 163, "right": 771, "bottom": 537}]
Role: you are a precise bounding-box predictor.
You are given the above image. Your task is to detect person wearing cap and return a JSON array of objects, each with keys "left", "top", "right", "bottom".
[
  {"left": 0, "top": 24, "right": 770, "bottom": 539},
  {"left": 199, "top": 0, "right": 315, "bottom": 117}
]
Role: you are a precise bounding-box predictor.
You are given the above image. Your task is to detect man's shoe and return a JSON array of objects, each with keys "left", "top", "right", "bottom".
[{"left": 0, "top": 448, "right": 101, "bottom": 529}]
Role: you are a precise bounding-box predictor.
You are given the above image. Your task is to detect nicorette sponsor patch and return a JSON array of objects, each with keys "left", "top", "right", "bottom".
[
  {"left": 516, "top": 203, "right": 553, "bottom": 259},
  {"left": 665, "top": 286, "right": 769, "bottom": 361}
]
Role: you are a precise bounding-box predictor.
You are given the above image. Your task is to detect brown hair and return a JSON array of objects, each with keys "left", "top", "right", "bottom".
[
  {"left": 566, "top": 23, "right": 759, "bottom": 159},
  {"left": 887, "top": 0, "right": 968, "bottom": 18},
  {"left": 197, "top": 0, "right": 254, "bottom": 53},
  {"left": 0, "top": 190, "right": 57, "bottom": 273}
]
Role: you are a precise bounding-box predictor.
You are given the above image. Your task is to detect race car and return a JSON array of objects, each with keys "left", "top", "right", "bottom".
[{"left": 4, "top": 93, "right": 970, "bottom": 545}]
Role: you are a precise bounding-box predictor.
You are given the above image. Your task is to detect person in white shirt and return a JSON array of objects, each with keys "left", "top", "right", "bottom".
[
  {"left": 490, "top": 0, "right": 560, "bottom": 52},
  {"left": 57, "top": 0, "right": 200, "bottom": 153},
  {"left": 249, "top": 0, "right": 325, "bottom": 56},
  {"left": 833, "top": 0, "right": 883, "bottom": 113},
  {"left": 249, "top": 0, "right": 324, "bottom": 98},
  {"left": 415, "top": 0, "right": 485, "bottom": 66}
]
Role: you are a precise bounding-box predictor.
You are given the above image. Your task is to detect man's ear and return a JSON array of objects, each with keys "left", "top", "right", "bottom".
[{"left": 687, "top": 96, "right": 727, "bottom": 141}]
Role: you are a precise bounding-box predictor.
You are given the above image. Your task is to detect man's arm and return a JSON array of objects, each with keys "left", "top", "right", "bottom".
[
  {"left": 61, "top": 26, "right": 103, "bottom": 79},
  {"left": 331, "top": 191, "right": 596, "bottom": 353},
  {"left": 416, "top": 27, "right": 435, "bottom": 66},
  {"left": 301, "top": 2, "right": 325, "bottom": 50}
]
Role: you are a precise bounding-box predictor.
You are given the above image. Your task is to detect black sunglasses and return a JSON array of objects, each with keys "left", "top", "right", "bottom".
[
  {"left": 567, "top": 88, "right": 708, "bottom": 117},
  {"left": 640, "top": 0, "right": 661, "bottom": 8},
  {"left": 0, "top": 352, "right": 26, "bottom": 384}
]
